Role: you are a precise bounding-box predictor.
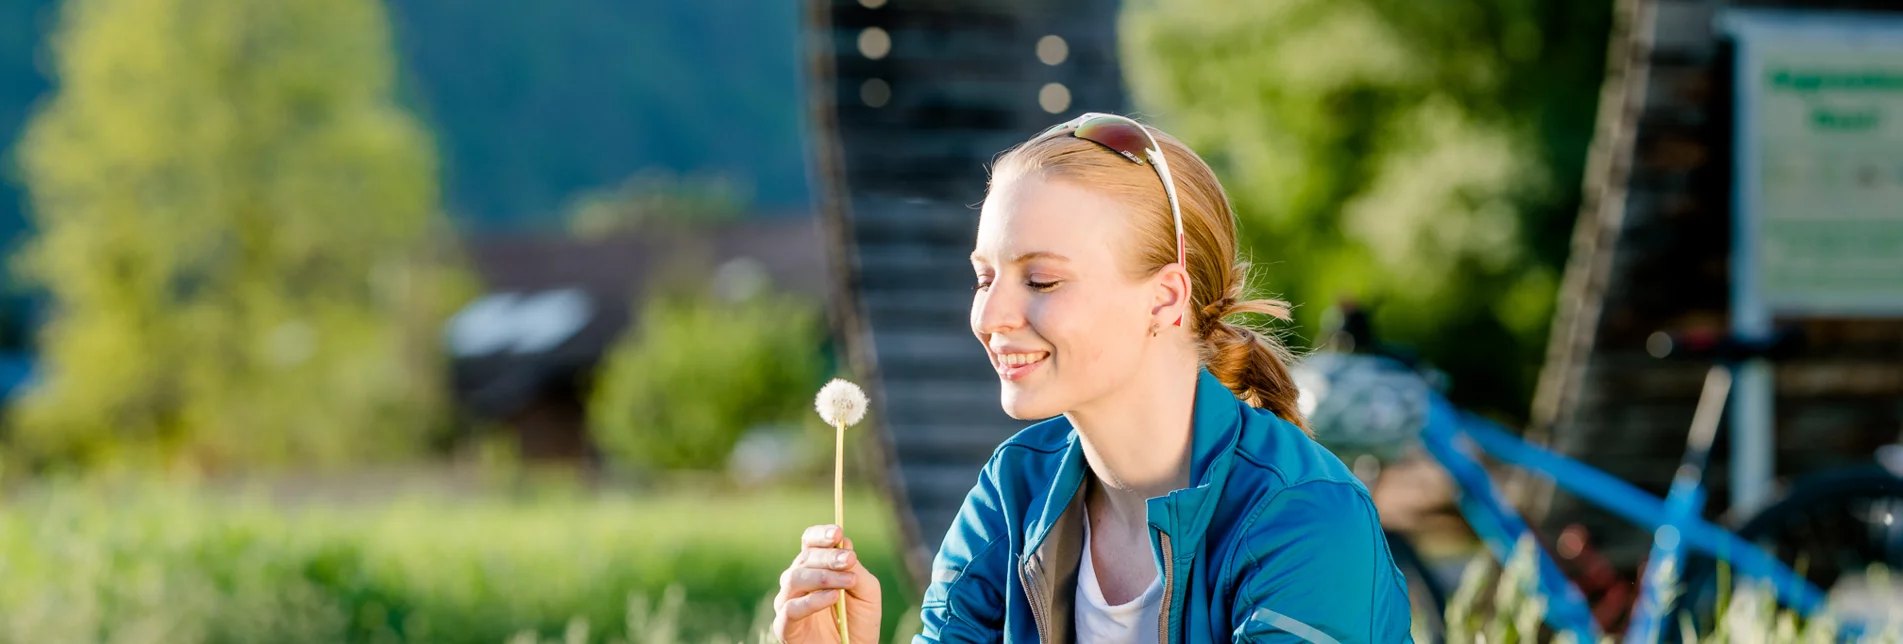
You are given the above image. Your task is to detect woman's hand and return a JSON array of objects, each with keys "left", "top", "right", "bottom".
[{"left": 773, "top": 524, "right": 883, "bottom": 644}]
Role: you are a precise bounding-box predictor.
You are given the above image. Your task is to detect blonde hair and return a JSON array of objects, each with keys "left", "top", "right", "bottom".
[{"left": 987, "top": 120, "right": 1310, "bottom": 434}]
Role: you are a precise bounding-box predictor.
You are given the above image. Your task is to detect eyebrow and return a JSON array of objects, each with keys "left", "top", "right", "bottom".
[{"left": 970, "top": 251, "right": 1073, "bottom": 264}]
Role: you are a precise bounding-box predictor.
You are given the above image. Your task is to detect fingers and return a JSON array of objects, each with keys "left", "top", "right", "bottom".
[
  {"left": 780, "top": 588, "right": 841, "bottom": 622},
  {"left": 775, "top": 524, "right": 869, "bottom": 625},
  {"left": 797, "top": 545, "right": 858, "bottom": 572},
  {"left": 801, "top": 524, "right": 844, "bottom": 548},
  {"left": 798, "top": 525, "right": 859, "bottom": 554},
  {"left": 780, "top": 565, "right": 860, "bottom": 596}
]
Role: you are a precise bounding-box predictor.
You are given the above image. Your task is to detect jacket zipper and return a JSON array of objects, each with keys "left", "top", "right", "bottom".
[
  {"left": 1156, "top": 529, "right": 1175, "bottom": 644},
  {"left": 1020, "top": 556, "right": 1051, "bottom": 643}
]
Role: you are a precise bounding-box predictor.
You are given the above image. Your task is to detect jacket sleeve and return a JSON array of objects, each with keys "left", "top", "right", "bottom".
[
  {"left": 1230, "top": 482, "right": 1414, "bottom": 643},
  {"left": 913, "top": 451, "right": 1013, "bottom": 643}
]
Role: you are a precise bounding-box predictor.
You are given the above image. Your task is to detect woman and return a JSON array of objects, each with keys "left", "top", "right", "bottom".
[{"left": 773, "top": 113, "right": 1412, "bottom": 643}]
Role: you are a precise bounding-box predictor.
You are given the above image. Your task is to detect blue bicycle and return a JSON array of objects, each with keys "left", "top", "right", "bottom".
[{"left": 1298, "top": 320, "right": 1903, "bottom": 641}]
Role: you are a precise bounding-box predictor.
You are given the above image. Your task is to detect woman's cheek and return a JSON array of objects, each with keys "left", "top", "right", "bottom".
[{"left": 1032, "top": 292, "right": 1090, "bottom": 363}]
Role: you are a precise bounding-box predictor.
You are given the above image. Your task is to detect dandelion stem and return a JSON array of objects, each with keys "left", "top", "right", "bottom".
[{"left": 834, "top": 420, "right": 849, "bottom": 643}]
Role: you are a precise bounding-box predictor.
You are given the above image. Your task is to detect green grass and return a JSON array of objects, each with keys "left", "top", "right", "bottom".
[
  {"left": 0, "top": 481, "right": 921, "bottom": 643},
  {"left": 1442, "top": 535, "right": 1903, "bottom": 643},
  {"left": 25, "top": 478, "right": 1903, "bottom": 643}
]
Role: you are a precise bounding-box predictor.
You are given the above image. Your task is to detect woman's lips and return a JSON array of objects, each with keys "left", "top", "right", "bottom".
[{"left": 994, "top": 351, "right": 1049, "bottom": 381}]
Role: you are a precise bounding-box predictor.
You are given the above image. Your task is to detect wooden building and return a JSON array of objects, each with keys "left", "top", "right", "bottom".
[{"left": 1529, "top": 0, "right": 1903, "bottom": 565}]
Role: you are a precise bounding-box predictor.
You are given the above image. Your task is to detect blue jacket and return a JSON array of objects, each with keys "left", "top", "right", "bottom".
[{"left": 916, "top": 369, "right": 1413, "bottom": 643}]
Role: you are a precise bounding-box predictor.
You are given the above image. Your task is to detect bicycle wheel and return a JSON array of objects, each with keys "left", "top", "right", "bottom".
[
  {"left": 1734, "top": 467, "right": 1903, "bottom": 623},
  {"left": 1676, "top": 466, "right": 1903, "bottom": 633},
  {"left": 1387, "top": 530, "right": 1448, "bottom": 642}
]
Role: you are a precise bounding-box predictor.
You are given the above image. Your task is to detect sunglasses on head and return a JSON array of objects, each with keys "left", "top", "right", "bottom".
[{"left": 1040, "top": 112, "right": 1186, "bottom": 326}]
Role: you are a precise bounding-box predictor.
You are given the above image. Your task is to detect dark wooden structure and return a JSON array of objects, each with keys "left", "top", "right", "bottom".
[
  {"left": 1529, "top": 0, "right": 1903, "bottom": 565},
  {"left": 804, "top": 0, "right": 1129, "bottom": 580}
]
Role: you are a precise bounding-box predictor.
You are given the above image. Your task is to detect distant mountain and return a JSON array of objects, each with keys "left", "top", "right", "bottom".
[
  {"left": 0, "top": 0, "right": 55, "bottom": 255},
  {"left": 0, "top": 0, "right": 813, "bottom": 244},
  {"left": 386, "top": 0, "right": 812, "bottom": 230},
  {"left": 0, "top": 0, "right": 52, "bottom": 351}
]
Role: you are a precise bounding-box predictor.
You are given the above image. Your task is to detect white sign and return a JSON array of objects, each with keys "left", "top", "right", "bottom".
[{"left": 1728, "top": 11, "right": 1903, "bottom": 315}]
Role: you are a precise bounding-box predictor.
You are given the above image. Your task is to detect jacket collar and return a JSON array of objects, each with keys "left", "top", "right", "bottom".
[{"left": 1021, "top": 368, "right": 1245, "bottom": 560}]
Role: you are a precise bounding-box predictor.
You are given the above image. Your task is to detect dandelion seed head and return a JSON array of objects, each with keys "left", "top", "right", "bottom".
[{"left": 816, "top": 379, "right": 869, "bottom": 427}]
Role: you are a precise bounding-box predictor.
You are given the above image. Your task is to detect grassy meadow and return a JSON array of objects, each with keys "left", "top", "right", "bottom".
[{"left": 0, "top": 480, "right": 921, "bottom": 643}]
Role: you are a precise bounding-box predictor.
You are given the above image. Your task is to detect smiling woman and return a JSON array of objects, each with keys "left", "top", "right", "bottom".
[{"left": 775, "top": 114, "right": 1414, "bottom": 644}]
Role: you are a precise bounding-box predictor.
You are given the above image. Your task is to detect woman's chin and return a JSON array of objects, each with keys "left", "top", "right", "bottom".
[{"left": 998, "top": 386, "right": 1063, "bottom": 421}]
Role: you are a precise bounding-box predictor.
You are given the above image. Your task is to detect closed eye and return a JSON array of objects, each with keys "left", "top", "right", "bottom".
[{"left": 972, "top": 278, "right": 1059, "bottom": 292}]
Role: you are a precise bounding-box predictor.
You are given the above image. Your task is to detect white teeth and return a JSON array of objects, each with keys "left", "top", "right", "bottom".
[{"left": 998, "top": 352, "right": 1048, "bottom": 367}]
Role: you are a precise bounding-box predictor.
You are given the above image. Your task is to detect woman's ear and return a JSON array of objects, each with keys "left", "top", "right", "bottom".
[{"left": 1150, "top": 263, "right": 1191, "bottom": 328}]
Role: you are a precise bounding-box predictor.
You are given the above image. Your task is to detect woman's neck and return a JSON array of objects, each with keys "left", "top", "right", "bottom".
[{"left": 1067, "top": 353, "right": 1200, "bottom": 533}]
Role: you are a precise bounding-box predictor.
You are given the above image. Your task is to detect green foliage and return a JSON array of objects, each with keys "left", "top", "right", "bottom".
[
  {"left": 588, "top": 291, "right": 826, "bottom": 473},
  {"left": 0, "top": 482, "right": 919, "bottom": 644},
  {"left": 9, "top": 0, "right": 475, "bottom": 471},
  {"left": 1121, "top": 0, "right": 1610, "bottom": 417},
  {"left": 1442, "top": 536, "right": 1903, "bottom": 642},
  {"left": 1445, "top": 536, "right": 1560, "bottom": 643},
  {"left": 1, "top": 0, "right": 811, "bottom": 286}
]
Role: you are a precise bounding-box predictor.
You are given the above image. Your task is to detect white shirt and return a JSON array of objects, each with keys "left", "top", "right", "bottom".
[{"left": 1075, "top": 506, "right": 1164, "bottom": 644}]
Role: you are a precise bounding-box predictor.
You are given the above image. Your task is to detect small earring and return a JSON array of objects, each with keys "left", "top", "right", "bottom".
[{"left": 1149, "top": 323, "right": 1160, "bottom": 338}]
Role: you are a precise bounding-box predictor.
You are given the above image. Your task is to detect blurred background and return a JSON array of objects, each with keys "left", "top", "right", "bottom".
[{"left": 0, "top": 0, "right": 1896, "bottom": 641}]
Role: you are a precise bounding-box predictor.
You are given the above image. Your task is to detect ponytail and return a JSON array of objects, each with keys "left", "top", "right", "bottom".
[{"left": 1196, "top": 290, "right": 1310, "bottom": 436}]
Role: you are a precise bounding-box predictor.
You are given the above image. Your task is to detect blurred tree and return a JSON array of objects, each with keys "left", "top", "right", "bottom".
[
  {"left": 1122, "top": 0, "right": 1609, "bottom": 418},
  {"left": 588, "top": 290, "right": 825, "bottom": 473},
  {"left": 10, "top": 0, "right": 475, "bottom": 472}
]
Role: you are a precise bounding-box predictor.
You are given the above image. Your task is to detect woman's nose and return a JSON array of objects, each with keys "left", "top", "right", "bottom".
[{"left": 972, "top": 286, "right": 1026, "bottom": 336}]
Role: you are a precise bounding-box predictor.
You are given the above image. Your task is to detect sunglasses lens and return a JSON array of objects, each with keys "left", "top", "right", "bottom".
[
  {"left": 1047, "top": 114, "right": 1185, "bottom": 281},
  {"left": 1070, "top": 118, "right": 1150, "bottom": 165}
]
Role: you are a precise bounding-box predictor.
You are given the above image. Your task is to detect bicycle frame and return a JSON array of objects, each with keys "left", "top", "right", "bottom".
[{"left": 1418, "top": 384, "right": 1831, "bottom": 640}]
